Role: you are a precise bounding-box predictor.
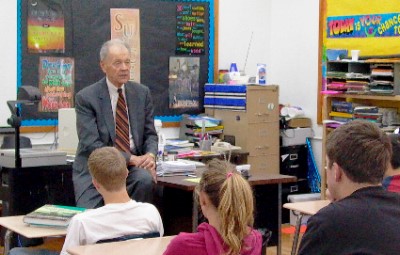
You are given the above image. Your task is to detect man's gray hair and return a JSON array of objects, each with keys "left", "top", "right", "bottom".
[{"left": 99, "top": 39, "right": 131, "bottom": 61}]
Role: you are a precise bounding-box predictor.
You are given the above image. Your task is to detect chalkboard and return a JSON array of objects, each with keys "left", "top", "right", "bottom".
[{"left": 17, "top": 0, "right": 216, "bottom": 126}]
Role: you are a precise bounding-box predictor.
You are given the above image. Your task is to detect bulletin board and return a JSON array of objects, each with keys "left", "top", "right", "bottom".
[
  {"left": 317, "top": 0, "right": 400, "bottom": 122},
  {"left": 16, "top": 0, "right": 217, "bottom": 128}
]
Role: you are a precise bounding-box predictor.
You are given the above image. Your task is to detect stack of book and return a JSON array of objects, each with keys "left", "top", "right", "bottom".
[
  {"left": 329, "top": 100, "right": 355, "bottom": 123},
  {"left": 353, "top": 106, "right": 382, "bottom": 124},
  {"left": 23, "top": 204, "right": 86, "bottom": 228}
]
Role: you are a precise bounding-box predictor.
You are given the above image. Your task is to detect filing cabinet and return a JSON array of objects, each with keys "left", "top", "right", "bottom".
[{"left": 207, "top": 85, "right": 279, "bottom": 174}]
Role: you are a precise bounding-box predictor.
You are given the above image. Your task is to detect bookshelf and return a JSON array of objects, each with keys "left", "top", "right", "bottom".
[{"left": 321, "top": 93, "right": 400, "bottom": 198}]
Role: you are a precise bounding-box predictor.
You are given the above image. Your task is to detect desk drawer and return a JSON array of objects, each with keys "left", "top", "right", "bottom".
[
  {"left": 248, "top": 154, "right": 279, "bottom": 174},
  {"left": 244, "top": 123, "right": 279, "bottom": 156},
  {"left": 246, "top": 85, "right": 279, "bottom": 123}
]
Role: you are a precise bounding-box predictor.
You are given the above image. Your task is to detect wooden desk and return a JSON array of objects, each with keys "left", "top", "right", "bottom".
[
  {"left": 67, "top": 235, "right": 175, "bottom": 255},
  {"left": 0, "top": 216, "right": 67, "bottom": 255},
  {"left": 157, "top": 171, "right": 296, "bottom": 255},
  {"left": 283, "top": 200, "right": 331, "bottom": 255}
]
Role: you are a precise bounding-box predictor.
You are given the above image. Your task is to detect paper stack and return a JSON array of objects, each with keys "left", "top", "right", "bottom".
[{"left": 156, "top": 160, "right": 196, "bottom": 176}]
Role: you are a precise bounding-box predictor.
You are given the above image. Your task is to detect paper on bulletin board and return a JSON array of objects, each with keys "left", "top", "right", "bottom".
[
  {"left": 27, "top": 0, "right": 65, "bottom": 53},
  {"left": 38, "top": 57, "right": 74, "bottom": 112},
  {"left": 110, "top": 8, "right": 141, "bottom": 83},
  {"left": 323, "top": 0, "right": 400, "bottom": 57}
]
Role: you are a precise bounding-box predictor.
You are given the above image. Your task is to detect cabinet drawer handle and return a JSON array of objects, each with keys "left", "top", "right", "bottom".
[
  {"left": 255, "top": 145, "right": 269, "bottom": 150},
  {"left": 255, "top": 112, "right": 269, "bottom": 116}
]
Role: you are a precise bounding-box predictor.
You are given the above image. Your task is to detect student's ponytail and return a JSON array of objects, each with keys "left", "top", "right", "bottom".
[{"left": 198, "top": 159, "right": 255, "bottom": 255}]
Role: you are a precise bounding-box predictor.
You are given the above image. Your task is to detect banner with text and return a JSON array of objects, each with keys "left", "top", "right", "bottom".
[
  {"left": 111, "top": 9, "right": 141, "bottom": 83},
  {"left": 327, "top": 13, "right": 400, "bottom": 38}
]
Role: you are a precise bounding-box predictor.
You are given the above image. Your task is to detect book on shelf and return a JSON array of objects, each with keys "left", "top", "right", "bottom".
[
  {"left": 329, "top": 111, "right": 353, "bottom": 118},
  {"left": 23, "top": 204, "right": 86, "bottom": 228}
]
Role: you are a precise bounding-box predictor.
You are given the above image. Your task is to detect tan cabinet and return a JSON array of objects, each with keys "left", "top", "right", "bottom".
[{"left": 207, "top": 85, "right": 280, "bottom": 174}]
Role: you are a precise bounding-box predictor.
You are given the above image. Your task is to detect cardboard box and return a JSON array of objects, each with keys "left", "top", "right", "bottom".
[{"left": 287, "top": 117, "right": 311, "bottom": 128}]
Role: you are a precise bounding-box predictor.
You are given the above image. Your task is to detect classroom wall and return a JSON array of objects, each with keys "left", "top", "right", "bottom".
[
  {"left": 219, "top": 0, "right": 323, "bottom": 171},
  {"left": 0, "top": 0, "right": 323, "bottom": 171},
  {"left": 0, "top": 2, "right": 17, "bottom": 127}
]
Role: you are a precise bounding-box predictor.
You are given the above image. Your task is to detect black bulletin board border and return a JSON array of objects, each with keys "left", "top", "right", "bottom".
[{"left": 17, "top": 0, "right": 217, "bottom": 128}]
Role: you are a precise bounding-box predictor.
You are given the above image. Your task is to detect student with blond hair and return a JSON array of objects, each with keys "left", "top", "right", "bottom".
[
  {"left": 163, "top": 159, "right": 262, "bottom": 255},
  {"left": 9, "top": 147, "right": 163, "bottom": 255}
]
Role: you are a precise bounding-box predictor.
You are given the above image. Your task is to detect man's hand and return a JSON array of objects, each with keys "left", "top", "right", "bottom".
[{"left": 129, "top": 154, "right": 157, "bottom": 183}]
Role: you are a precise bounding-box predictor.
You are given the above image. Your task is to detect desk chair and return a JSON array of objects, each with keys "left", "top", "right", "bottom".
[{"left": 96, "top": 232, "right": 161, "bottom": 244}]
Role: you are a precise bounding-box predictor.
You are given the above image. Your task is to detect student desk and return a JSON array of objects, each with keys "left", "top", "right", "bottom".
[
  {"left": 283, "top": 200, "right": 331, "bottom": 255},
  {"left": 0, "top": 215, "right": 67, "bottom": 255},
  {"left": 157, "top": 171, "right": 296, "bottom": 255},
  {"left": 67, "top": 235, "right": 175, "bottom": 255}
]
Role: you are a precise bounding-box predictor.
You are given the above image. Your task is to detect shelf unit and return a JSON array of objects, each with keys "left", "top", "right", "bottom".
[
  {"left": 326, "top": 60, "right": 400, "bottom": 95},
  {"left": 321, "top": 93, "right": 400, "bottom": 198}
]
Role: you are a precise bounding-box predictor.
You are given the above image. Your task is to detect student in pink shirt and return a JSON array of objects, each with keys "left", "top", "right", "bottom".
[{"left": 163, "top": 159, "right": 262, "bottom": 255}]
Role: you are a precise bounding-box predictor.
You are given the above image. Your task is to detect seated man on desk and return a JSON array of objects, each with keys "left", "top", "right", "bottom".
[
  {"left": 74, "top": 38, "right": 158, "bottom": 208},
  {"left": 298, "top": 120, "right": 400, "bottom": 255},
  {"left": 10, "top": 147, "right": 164, "bottom": 255}
]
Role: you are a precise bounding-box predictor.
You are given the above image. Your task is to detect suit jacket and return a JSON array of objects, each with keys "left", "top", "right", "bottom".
[{"left": 73, "top": 78, "right": 158, "bottom": 203}]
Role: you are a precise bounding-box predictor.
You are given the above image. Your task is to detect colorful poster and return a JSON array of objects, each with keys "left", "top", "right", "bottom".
[
  {"left": 110, "top": 9, "right": 141, "bottom": 83},
  {"left": 176, "top": 4, "right": 206, "bottom": 55},
  {"left": 39, "top": 57, "right": 74, "bottom": 112},
  {"left": 27, "top": 0, "right": 65, "bottom": 53},
  {"left": 327, "top": 13, "right": 400, "bottom": 38},
  {"left": 169, "top": 57, "right": 200, "bottom": 109}
]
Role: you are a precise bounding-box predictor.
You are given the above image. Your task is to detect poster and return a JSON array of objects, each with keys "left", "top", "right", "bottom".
[
  {"left": 169, "top": 57, "right": 200, "bottom": 109},
  {"left": 176, "top": 4, "right": 206, "bottom": 55},
  {"left": 39, "top": 57, "right": 74, "bottom": 112},
  {"left": 27, "top": 0, "right": 65, "bottom": 53},
  {"left": 110, "top": 9, "right": 141, "bottom": 83}
]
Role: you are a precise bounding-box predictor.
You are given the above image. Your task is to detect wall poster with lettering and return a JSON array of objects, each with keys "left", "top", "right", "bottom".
[
  {"left": 169, "top": 57, "right": 200, "bottom": 109},
  {"left": 27, "top": 0, "right": 65, "bottom": 53},
  {"left": 38, "top": 57, "right": 74, "bottom": 112},
  {"left": 176, "top": 4, "right": 206, "bottom": 55},
  {"left": 110, "top": 8, "right": 141, "bottom": 83}
]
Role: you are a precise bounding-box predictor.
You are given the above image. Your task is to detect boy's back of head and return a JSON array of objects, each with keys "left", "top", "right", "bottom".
[
  {"left": 326, "top": 120, "right": 391, "bottom": 184},
  {"left": 88, "top": 147, "right": 128, "bottom": 192}
]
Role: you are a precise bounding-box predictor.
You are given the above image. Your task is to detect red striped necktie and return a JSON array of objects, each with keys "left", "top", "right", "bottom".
[{"left": 115, "top": 88, "right": 130, "bottom": 153}]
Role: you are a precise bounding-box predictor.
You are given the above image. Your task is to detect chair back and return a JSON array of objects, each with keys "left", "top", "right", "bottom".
[
  {"left": 96, "top": 232, "right": 161, "bottom": 244},
  {"left": 1, "top": 135, "right": 32, "bottom": 149},
  {"left": 259, "top": 228, "right": 272, "bottom": 255}
]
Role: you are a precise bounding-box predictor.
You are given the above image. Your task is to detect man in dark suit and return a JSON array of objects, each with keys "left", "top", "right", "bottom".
[{"left": 73, "top": 39, "right": 158, "bottom": 208}]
